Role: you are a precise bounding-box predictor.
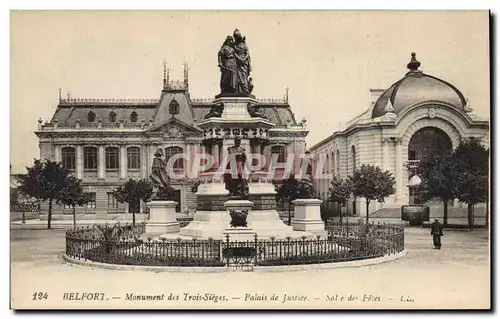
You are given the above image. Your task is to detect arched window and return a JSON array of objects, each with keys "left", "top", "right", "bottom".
[
  {"left": 271, "top": 145, "right": 286, "bottom": 163},
  {"left": 105, "top": 147, "right": 120, "bottom": 170},
  {"left": 165, "top": 146, "right": 184, "bottom": 170},
  {"left": 351, "top": 145, "right": 356, "bottom": 173},
  {"left": 61, "top": 147, "right": 76, "bottom": 170},
  {"left": 169, "top": 99, "right": 179, "bottom": 115},
  {"left": 83, "top": 147, "right": 98, "bottom": 170},
  {"left": 330, "top": 151, "right": 335, "bottom": 174},
  {"left": 336, "top": 149, "right": 340, "bottom": 176},
  {"left": 127, "top": 147, "right": 141, "bottom": 169},
  {"left": 109, "top": 110, "right": 116, "bottom": 122},
  {"left": 88, "top": 110, "right": 96, "bottom": 122},
  {"left": 325, "top": 153, "right": 330, "bottom": 173},
  {"left": 130, "top": 110, "right": 138, "bottom": 123}
]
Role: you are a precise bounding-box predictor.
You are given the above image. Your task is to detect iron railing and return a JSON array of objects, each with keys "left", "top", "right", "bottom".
[{"left": 65, "top": 221, "right": 404, "bottom": 268}]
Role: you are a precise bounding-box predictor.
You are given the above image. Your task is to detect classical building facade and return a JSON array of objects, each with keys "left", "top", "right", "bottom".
[
  {"left": 35, "top": 64, "right": 308, "bottom": 218},
  {"left": 309, "top": 53, "right": 489, "bottom": 216}
]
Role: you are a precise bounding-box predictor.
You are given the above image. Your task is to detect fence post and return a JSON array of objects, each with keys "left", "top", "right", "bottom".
[
  {"left": 254, "top": 233, "right": 258, "bottom": 266},
  {"left": 225, "top": 233, "right": 230, "bottom": 267}
]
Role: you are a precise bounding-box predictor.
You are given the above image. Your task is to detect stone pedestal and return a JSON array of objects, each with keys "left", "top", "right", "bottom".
[
  {"left": 145, "top": 201, "right": 180, "bottom": 235},
  {"left": 222, "top": 199, "right": 255, "bottom": 241},
  {"left": 291, "top": 198, "right": 327, "bottom": 238}
]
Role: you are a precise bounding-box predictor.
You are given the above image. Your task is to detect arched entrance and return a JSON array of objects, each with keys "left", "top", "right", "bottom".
[{"left": 407, "top": 127, "right": 452, "bottom": 204}]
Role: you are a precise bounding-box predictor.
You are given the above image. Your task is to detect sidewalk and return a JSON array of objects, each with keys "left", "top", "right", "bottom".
[{"left": 10, "top": 218, "right": 147, "bottom": 229}]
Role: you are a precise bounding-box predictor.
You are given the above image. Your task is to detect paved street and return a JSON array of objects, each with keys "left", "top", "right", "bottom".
[{"left": 10, "top": 226, "right": 490, "bottom": 310}]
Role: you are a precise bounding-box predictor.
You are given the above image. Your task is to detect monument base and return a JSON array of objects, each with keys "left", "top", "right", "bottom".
[
  {"left": 222, "top": 228, "right": 256, "bottom": 241},
  {"left": 145, "top": 201, "right": 180, "bottom": 235},
  {"left": 291, "top": 198, "right": 327, "bottom": 239}
]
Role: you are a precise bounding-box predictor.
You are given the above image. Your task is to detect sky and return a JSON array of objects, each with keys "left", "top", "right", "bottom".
[{"left": 10, "top": 10, "right": 490, "bottom": 173}]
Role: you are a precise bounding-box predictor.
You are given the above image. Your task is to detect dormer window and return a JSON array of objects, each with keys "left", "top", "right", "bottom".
[
  {"left": 109, "top": 110, "right": 116, "bottom": 122},
  {"left": 130, "top": 110, "right": 138, "bottom": 122},
  {"left": 169, "top": 98, "right": 179, "bottom": 116},
  {"left": 88, "top": 110, "right": 96, "bottom": 122}
]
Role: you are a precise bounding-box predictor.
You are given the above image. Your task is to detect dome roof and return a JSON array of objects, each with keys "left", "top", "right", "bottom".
[{"left": 371, "top": 53, "right": 467, "bottom": 119}]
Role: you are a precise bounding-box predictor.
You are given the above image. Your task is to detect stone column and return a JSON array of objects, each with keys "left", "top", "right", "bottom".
[
  {"left": 76, "top": 145, "right": 83, "bottom": 179},
  {"left": 120, "top": 145, "right": 127, "bottom": 179},
  {"left": 394, "top": 138, "right": 403, "bottom": 201},
  {"left": 54, "top": 145, "right": 61, "bottom": 163},
  {"left": 262, "top": 144, "right": 270, "bottom": 170},
  {"left": 213, "top": 141, "right": 220, "bottom": 168},
  {"left": 185, "top": 143, "right": 192, "bottom": 178},
  {"left": 382, "top": 138, "right": 390, "bottom": 171},
  {"left": 98, "top": 145, "right": 105, "bottom": 179},
  {"left": 141, "top": 144, "right": 148, "bottom": 179}
]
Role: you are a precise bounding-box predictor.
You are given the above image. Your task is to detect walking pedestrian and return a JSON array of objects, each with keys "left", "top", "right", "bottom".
[{"left": 431, "top": 218, "right": 444, "bottom": 249}]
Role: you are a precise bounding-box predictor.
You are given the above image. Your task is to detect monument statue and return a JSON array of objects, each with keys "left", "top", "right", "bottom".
[
  {"left": 247, "top": 102, "right": 267, "bottom": 119},
  {"left": 149, "top": 148, "right": 175, "bottom": 200},
  {"left": 204, "top": 103, "right": 225, "bottom": 119},
  {"left": 218, "top": 29, "right": 253, "bottom": 95},
  {"left": 223, "top": 137, "right": 249, "bottom": 199},
  {"left": 218, "top": 36, "right": 237, "bottom": 94},
  {"left": 298, "top": 151, "right": 316, "bottom": 199}
]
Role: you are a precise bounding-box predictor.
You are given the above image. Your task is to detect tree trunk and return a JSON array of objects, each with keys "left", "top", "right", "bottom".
[
  {"left": 288, "top": 200, "right": 292, "bottom": 226},
  {"left": 468, "top": 203, "right": 474, "bottom": 231},
  {"left": 485, "top": 197, "right": 489, "bottom": 228},
  {"left": 443, "top": 200, "right": 448, "bottom": 227},
  {"left": 365, "top": 200, "right": 370, "bottom": 225},
  {"left": 130, "top": 201, "right": 136, "bottom": 227},
  {"left": 72, "top": 205, "right": 76, "bottom": 229},
  {"left": 339, "top": 202, "right": 343, "bottom": 226},
  {"left": 47, "top": 198, "right": 53, "bottom": 229}
]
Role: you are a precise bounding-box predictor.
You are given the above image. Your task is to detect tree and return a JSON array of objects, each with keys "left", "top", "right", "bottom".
[
  {"left": 114, "top": 179, "right": 154, "bottom": 226},
  {"left": 57, "top": 175, "right": 90, "bottom": 228},
  {"left": 351, "top": 164, "right": 396, "bottom": 226},
  {"left": 413, "top": 153, "right": 456, "bottom": 227},
  {"left": 17, "top": 159, "right": 71, "bottom": 229},
  {"left": 10, "top": 187, "right": 19, "bottom": 207},
  {"left": 275, "top": 175, "right": 301, "bottom": 225},
  {"left": 451, "top": 138, "right": 489, "bottom": 231},
  {"left": 328, "top": 176, "right": 353, "bottom": 225}
]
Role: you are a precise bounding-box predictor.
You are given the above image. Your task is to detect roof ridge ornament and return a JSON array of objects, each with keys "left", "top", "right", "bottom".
[
  {"left": 384, "top": 98, "right": 395, "bottom": 113},
  {"left": 406, "top": 52, "right": 422, "bottom": 73}
]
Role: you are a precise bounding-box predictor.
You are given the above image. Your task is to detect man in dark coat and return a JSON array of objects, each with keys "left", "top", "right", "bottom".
[{"left": 431, "top": 218, "right": 444, "bottom": 249}]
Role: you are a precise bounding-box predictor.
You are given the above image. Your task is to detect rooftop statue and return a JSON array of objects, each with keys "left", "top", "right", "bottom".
[{"left": 218, "top": 29, "right": 253, "bottom": 95}]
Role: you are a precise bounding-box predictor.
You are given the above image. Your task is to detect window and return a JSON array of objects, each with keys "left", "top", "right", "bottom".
[
  {"left": 88, "top": 110, "right": 96, "bottom": 122},
  {"left": 109, "top": 110, "right": 116, "bottom": 122},
  {"left": 107, "top": 192, "right": 118, "bottom": 209},
  {"left": 105, "top": 147, "right": 119, "bottom": 170},
  {"left": 83, "top": 147, "right": 98, "bottom": 170},
  {"left": 351, "top": 145, "right": 356, "bottom": 173},
  {"left": 271, "top": 145, "right": 286, "bottom": 163},
  {"left": 61, "top": 147, "right": 76, "bottom": 170},
  {"left": 169, "top": 99, "right": 179, "bottom": 115},
  {"left": 85, "top": 192, "right": 96, "bottom": 209},
  {"left": 336, "top": 149, "right": 340, "bottom": 176},
  {"left": 127, "top": 147, "right": 141, "bottom": 169},
  {"left": 130, "top": 110, "right": 138, "bottom": 123},
  {"left": 165, "top": 146, "right": 184, "bottom": 170}
]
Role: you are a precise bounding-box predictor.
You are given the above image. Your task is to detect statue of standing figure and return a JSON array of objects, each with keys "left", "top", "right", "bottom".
[
  {"left": 223, "top": 137, "right": 249, "bottom": 199},
  {"left": 218, "top": 29, "right": 253, "bottom": 95},
  {"left": 150, "top": 148, "right": 175, "bottom": 200}
]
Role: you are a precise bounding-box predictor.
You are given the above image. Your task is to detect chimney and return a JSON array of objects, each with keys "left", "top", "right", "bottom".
[{"left": 369, "top": 89, "right": 385, "bottom": 106}]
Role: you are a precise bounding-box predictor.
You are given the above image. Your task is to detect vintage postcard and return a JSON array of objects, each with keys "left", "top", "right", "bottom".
[{"left": 10, "top": 10, "right": 490, "bottom": 310}]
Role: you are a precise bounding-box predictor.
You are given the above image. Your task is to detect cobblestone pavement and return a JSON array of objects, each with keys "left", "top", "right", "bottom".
[{"left": 10, "top": 226, "right": 490, "bottom": 310}]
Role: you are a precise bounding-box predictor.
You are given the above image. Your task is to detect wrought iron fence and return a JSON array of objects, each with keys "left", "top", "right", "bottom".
[{"left": 65, "top": 221, "right": 404, "bottom": 268}]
